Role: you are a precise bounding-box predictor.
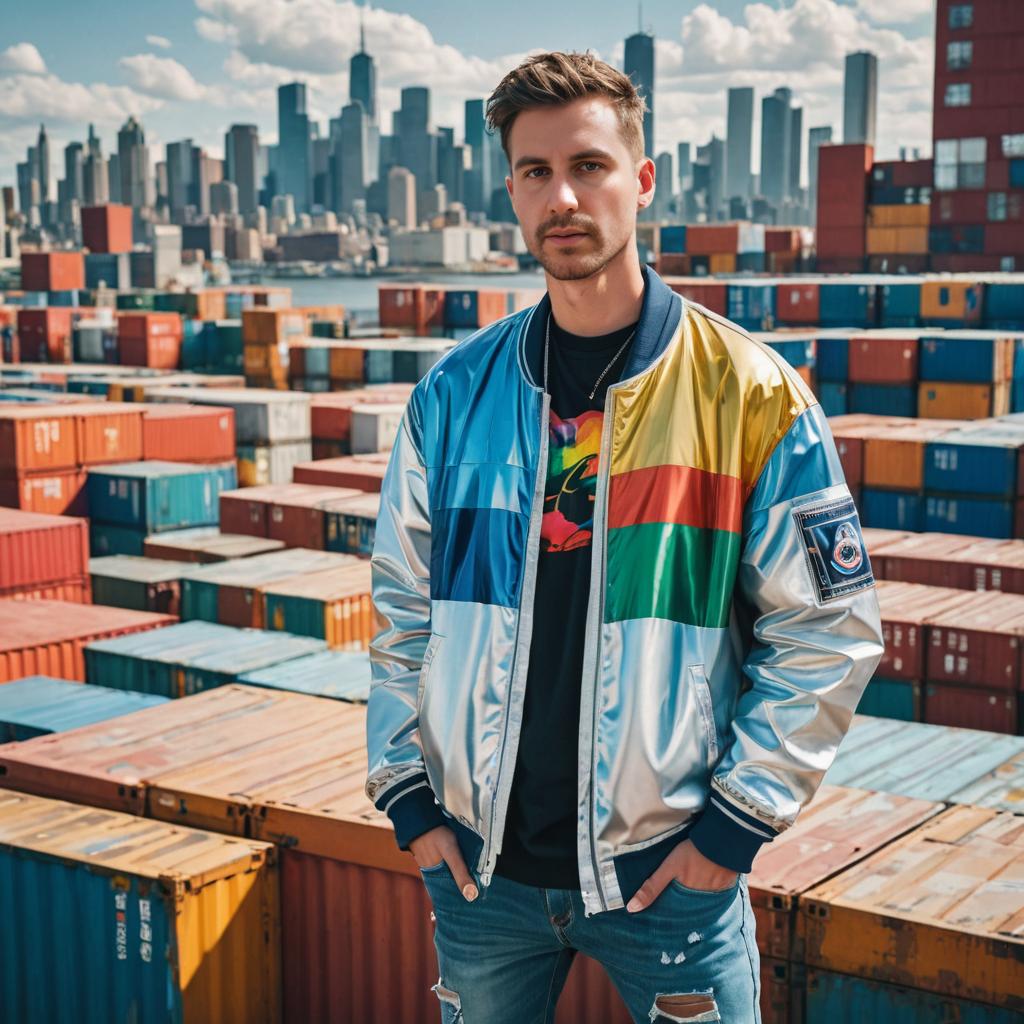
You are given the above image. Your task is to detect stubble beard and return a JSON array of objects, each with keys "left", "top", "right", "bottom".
[{"left": 531, "top": 217, "right": 630, "bottom": 282}]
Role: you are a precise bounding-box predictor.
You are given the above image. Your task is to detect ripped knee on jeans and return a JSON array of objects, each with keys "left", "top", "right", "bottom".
[
  {"left": 431, "top": 977, "right": 464, "bottom": 1023},
  {"left": 649, "top": 989, "right": 721, "bottom": 1023}
]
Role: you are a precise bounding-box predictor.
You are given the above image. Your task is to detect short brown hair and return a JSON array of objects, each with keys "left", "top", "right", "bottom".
[{"left": 486, "top": 51, "right": 647, "bottom": 162}]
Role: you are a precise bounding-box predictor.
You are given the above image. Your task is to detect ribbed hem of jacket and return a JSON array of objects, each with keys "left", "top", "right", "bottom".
[
  {"left": 376, "top": 772, "right": 447, "bottom": 851},
  {"left": 687, "top": 793, "right": 777, "bottom": 873}
]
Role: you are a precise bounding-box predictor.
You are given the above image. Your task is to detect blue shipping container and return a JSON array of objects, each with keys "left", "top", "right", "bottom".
[
  {"left": 919, "top": 334, "right": 1009, "bottom": 383},
  {"left": 985, "top": 282, "right": 1024, "bottom": 328},
  {"left": 818, "top": 283, "right": 877, "bottom": 328},
  {"left": 849, "top": 383, "right": 917, "bottom": 417},
  {"left": 89, "top": 522, "right": 148, "bottom": 557},
  {"left": 855, "top": 677, "right": 919, "bottom": 722},
  {"left": 86, "top": 461, "right": 237, "bottom": 533},
  {"left": 819, "top": 382, "right": 849, "bottom": 417},
  {"left": 659, "top": 225, "right": 687, "bottom": 254},
  {"left": 1011, "top": 158, "right": 1024, "bottom": 189},
  {"left": 726, "top": 284, "right": 776, "bottom": 331},
  {"left": 0, "top": 676, "right": 168, "bottom": 741},
  {"left": 861, "top": 489, "right": 923, "bottom": 531},
  {"left": 925, "top": 432, "right": 1020, "bottom": 498},
  {"left": 880, "top": 282, "right": 921, "bottom": 327},
  {"left": 924, "top": 494, "right": 1014, "bottom": 538},
  {"left": 762, "top": 337, "right": 814, "bottom": 368},
  {"left": 239, "top": 649, "right": 371, "bottom": 702}
]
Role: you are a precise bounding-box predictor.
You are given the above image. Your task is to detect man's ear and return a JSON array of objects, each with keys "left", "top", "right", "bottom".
[{"left": 637, "top": 157, "right": 656, "bottom": 209}]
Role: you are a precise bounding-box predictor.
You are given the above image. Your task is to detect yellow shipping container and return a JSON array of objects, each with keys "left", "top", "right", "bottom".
[
  {"left": 866, "top": 228, "right": 899, "bottom": 254},
  {"left": 921, "top": 279, "right": 984, "bottom": 323},
  {"left": 918, "top": 381, "right": 1009, "bottom": 419},
  {"left": 867, "top": 204, "right": 930, "bottom": 228},
  {"left": 894, "top": 227, "right": 929, "bottom": 253},
  {"left": 0, "top": 789, "right": 281, "bottom": 1023},
  {"left": 709, "top": 253, "right": 737, "bottom": 274}
]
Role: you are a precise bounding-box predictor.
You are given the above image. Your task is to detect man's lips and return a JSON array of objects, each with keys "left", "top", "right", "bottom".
[{"left": 545, "top": 230, "right": 589, "bottom": 245}]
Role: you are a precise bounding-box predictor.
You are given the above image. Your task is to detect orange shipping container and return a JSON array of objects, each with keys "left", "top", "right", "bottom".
[
  {"left": 920, "top": 279, "right": 984, "bottom": 324},
  {"left": 142, "top": 404, "right": 236, "bottom": 463},
  {"left": 74, "top": 402, "right": 145, "bottom": 466},
  {"left": 20, "top": 251, "right": 86, "bottom": 292},
  {"left": 862, "top": 420, "right": 963, "bottom": 490},
  {"left": 0, "top": 407, "right": 79, "bottom": 474},
  {"left": 686, "top": 224, "right": 740, "bottom": 255},
  {"left": 0, "top": 469, "right": 88, "bottom": 516},
  {"left": 81, "top": 204, "right": 133, "bottom": 253},
  {"left": 918, "top": 381, "right": 1008, "bottom": 419},
  {"left": 867, "top": 205, "right": 930, "bottom": 228},
  {"left": 709, "top": 253, "right": 737, "bottom": 274}
]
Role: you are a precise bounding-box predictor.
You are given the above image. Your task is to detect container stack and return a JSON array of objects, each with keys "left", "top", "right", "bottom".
[
  {"left": 816, "top": 144, "right": 872, "bottom": 273},
  {"left": 89, "top": 555, "right": 193, "bottom": 616},
  {"left": 865, "top": 159, "right": 932, "bottom": 274},
  {"left": 0, "top": 508, "right": 90, "bottom": 602},
  {"left": 287, "top": 337, "right": 453, "bottom": 391},
  {"left": 310, "top": 385, "right": 413, "bottom": 459},
  {"left": 219, "top": 483, "right": 363, "bottom": 548},
  {"left": 20, "top": 251, "right": 86, "bottom": 293},
  {"left": 241, "top": 307, "right": 309, "bottom": 388},
  {"left": 116, "top": 311, "right": 184, "bottom": 369}
]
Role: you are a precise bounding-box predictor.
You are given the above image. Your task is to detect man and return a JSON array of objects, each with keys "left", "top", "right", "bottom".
[{"left": 365, "top": 51, "right": 883, "bottom": 1024}]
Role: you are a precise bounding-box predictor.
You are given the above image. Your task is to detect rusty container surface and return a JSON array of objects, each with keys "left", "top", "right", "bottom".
[
  {"left": 923, "top": 683, "right": 1019, "bottom": 734},
  {"left": 925, "top": 590, "right": 1024, "bottom": 690},
  {"left": 946, "top": 538, "right": 1024, "bottom": 595},
  {"left": 797, "top": 805, "right": 1024, "bottom": 1011},
  {"left": 948, "top": 747, "right": 1024, "bottom": 814},
  {"left": 825, "top": 713, "right": 1024, "bottom": 799},
  {"left": 0, "top": 788, "right": 281, "bottom": 1024},
  {"left": 870, "top": 531, "right": 979, "bottom": 589},
  {"left": 0, "top": 684, "right": 327, "bottom": 816},
  {"left": 0, "top": 507, "right": 89, "bottom": 591},
  {"left": 74, "top": 402, "right": 145, "bottom": 466},
  {"left": 874, "top": 580, "right": 977, "bottom": 680},
  {"left": 0, "top": 599, "right": 173, "bottom": 683},
  {"left": 747, "top": 784, "right": 941, "bottom": 962},
  {"left": 0, "top": 406, "right": 79, "bottom": 474}
]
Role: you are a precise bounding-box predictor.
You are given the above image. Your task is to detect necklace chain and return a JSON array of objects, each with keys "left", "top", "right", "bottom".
[{"left": 544, "top": 312, "right": 637, "bottom": 401}]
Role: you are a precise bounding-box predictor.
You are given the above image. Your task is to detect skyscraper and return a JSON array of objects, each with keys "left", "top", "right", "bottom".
[
  {"left": 83, "top": 126, "right": 109, "bottom": 207},
  {"left": 117, "top": 116, "right": 150, "bottom": 209},
  {"left": 350, "top": 14, "right": 377, "bottom": 124},
  {"left": 388, "top": 166, "right": 416, "bottom": 228},
  {"left": 397, "top": 86, "right": 436, "bottom": 191},
  {"left": 464, "top": 99, "right": 490, "bottom": 215},
  {"left": 277, "top": 82, "right": 311, "bottom": 211},
  {"left": 165, "top": 139, "right": 194, "bottom": 222},
  {"left": 35, "top": 125, "right": 50, "bottom": 205},
  {"left": 789, "top": 104, "right": 803, "bottom": 198},
  {"left": 807, "top": 125, "right": 833, "bottom": 214},
  {"left": 843, "top": 51, "right": 878, "bottom": 146},
  {"left": 698, "top": 136, "right": 726, "bottom": 220},
  {"left": 63, "top": 142, "right": 84, "bottom": 205},
  {"left": 726, "top": 87, "right": 754, "bottom": 201},
  {"left": 677, "top": 142, "right": 692, "bottom": 192},
  {"left": 335, "top": 101, "right": 369, "bottom": 214},
  {"left": 624, "top": 26, "right": 655, "bottom": 157},
  {"left": 225, "top": 124, "right": 260, "bottom": 215},
  {"left": 760, "top": 88, "right": 794, "bottom": 205}
]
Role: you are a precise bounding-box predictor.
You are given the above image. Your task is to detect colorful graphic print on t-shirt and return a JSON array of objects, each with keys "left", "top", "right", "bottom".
[{"left": 541, "top": 408, "right": 603, "bottom": 552}]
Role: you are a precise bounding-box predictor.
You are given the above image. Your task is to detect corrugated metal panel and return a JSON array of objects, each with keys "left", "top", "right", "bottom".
[
  {"left": 0, "top": 507, "right": 89, "bottom": 590},
  {"left": 923, "top": 683, "right": 1019, "bottom": 734},
  {"left": 86, "top": 460, "right": 237, "bottom": 532},
  {"left": 141, "top": 404, "right": 236, "bottom": 463},
  {"left": 143, "top": 527, "right": 286, "bottom": 563},
  {"left": 825, "top": 714, "right": 1024, "bottom": 801},
  {"left": 0, "top": 575, "right": 92, "bottom": 603},
  {"left": 262, "top": 563, "right": 373, "bottom": 648},
  {"left": 85, "top": 620, "right": 326, "bottom": 698},
  {"left": 239, "top": 650, "right": 370, "bottom": 702},
  {"left": 0, "top": 406, "right": 79, "bottom": 473},
  {"left": 0, "top": 789, "right": 280, "bottom": 1024},
  {"left": 0, "top": 599, "right": 175, "bottom": 683},
  {"left": 747, "top": 784, "right": 941, "bottom": 962},
  {"left": 292, "top": 453, "right": 389, "bottom": 492},
  {"left": 805, "top": 968, "right": 1020, "bottom": 1023},
  {"left": 74, "top": 402, "right": 145, "bottom": 466},
  {"left": 0, "top": 675, "right": 168, "bottom": 740},
  {"left": 90, "top": 555, "right": 193, "bottom": 615},
  {"left": 0, "top": 684, "right": 333, "bottom": 814},
  {"left": 798, "top": 805, "right": 1024, "bottom": 1010},
  {"left": 144, "top": 386, "right": 310, "bottom": 444},
  {"left": 947, "top": 748, "right": 1024, "bottom": 814}
]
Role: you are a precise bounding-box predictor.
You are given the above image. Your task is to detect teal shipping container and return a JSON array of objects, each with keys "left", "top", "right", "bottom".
[
  {"left": 89, "top": 522, "right": 150, "bottom": 557},
  {"left": 855, "top": 677, "right": 920, "bottom": 721},
  {"left": 84, "top": 620, "right": 326, "bottom": 698},
  {"left": 87, "top": 461, "right": 237, "bottom": 533},
  {"left": 0, "top": 789, "right": 280, "bottom": 1024},
  {"left": 90, "top": 555, "right": 193, "bottom": 615},
  {"left": 805, "top": 969, "right": 1019, "bottom": 1024},
  {"left": 239, "top": 649, "right": 371, "bottom": 702},
  {"left": 825, "top": 715, "right": 1024, "bottom": 801},
  {"left": 0, "top": 676, "right": 168, "bottom": 740}
]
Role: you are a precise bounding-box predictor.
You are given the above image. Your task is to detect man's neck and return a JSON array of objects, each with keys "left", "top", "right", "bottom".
[{"left": 545, "top": 238, "right": 645, "bottom": 337}]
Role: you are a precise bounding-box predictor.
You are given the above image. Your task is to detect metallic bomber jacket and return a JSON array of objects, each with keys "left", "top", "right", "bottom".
[{"left": 364, "top": 266, "right": 885, "bottom": 917}]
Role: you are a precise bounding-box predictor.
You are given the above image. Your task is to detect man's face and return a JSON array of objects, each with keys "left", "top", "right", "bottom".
[{"left": 505, "top": 96, "right": 653, "bottom": 281}]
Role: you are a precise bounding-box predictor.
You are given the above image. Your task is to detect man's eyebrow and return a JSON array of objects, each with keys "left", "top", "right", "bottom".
[{"left": 512, "top": 148, "right": 614, "bottom": 171}]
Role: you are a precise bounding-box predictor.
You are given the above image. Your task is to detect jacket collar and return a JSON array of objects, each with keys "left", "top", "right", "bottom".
[{"left": 520, "top": 263, "right": 683, "bottom": 391}]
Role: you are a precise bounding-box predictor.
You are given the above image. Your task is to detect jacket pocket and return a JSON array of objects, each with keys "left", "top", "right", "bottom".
[
  {"left": 689, "top": 665, "right": 719, "bottom": 770},
  {"left": 417, "top": 633, "right": 442, "bottom": 713}
]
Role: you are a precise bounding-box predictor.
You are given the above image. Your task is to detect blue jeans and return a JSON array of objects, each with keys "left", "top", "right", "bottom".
[{"left": 419, "top": 861, "right": 761, "bottom": 1023}]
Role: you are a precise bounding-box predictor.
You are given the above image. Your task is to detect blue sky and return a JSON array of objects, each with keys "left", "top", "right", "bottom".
[{"left": 0, "top": 0, "right": 936, "bottom": 190}]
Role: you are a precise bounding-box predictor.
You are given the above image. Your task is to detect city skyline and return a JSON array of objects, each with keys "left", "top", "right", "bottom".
[{"left": 1, "top": 0, "right": 935, "bottom": 192}]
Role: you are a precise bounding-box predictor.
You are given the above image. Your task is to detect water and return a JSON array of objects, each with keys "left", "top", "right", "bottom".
[{"left": 248, "top": 270, "right": 547, "bottom": 324}]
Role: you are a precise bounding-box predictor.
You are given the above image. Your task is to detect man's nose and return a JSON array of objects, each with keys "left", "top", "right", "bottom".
[{"left": 547, "top": 175, "right": 578, "bottom": 215}]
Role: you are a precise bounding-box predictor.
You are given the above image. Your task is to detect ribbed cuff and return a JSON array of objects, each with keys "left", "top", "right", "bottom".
[
  {"left": 379, "top": 775, "right": 448, "bottom": 851},
  {"left": 688, "top": 794, "right": 777, "bottom": 873}
]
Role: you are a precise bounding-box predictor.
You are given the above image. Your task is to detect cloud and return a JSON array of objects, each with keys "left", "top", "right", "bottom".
[
  {"left": 856, "top": 0, "right": 933, "bottom": 24},
  {"left": 146, "top": 34, "right": 173, "bottom": 50},
  {"left": 120, "top": 53, "right": 207, "bottom": 101},
  {"left": 0, "top": 43, "right": 47, "bottom": 75}
]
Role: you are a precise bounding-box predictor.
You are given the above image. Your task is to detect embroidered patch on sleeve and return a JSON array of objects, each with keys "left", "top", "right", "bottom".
[{"left": 793, "top": 494, "right": 875, "bottom": 603}]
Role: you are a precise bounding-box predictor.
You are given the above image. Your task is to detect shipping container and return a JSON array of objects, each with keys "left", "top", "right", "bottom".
[
  {"left": 924, "top": 683, "right": 1019, "bottom": 733},
  {"left": 85, "top": 620, "right": 326, "bottom": 699},
  {"left": 925, "top": 427, "right": 1022, "bottom": 498},
  {"left": 920, "top": 279, "right": 984, "bottom": 325},
  {"left": 237, "top": 441, "right": 313, "bottom": 486},
  {"left": 0, "top": 599, "right": 174, "bottom": 683},
  {"left": 918, "top": 380, "right": 1009, "bottom": 419},
  {"left": 238, "top": 649, "right": 371, "bottom": 702},
  {"left": 0, "top": 467, "right": 88, "bottom": 516},
  {"left": 20, "top": 251, "right": 85, "bottom": 292},
  {"left": 847, "top": 331, "right": 920, "bottom": 384},
  {"left": 863, "top": 420, "right": 962, "bottom": 490},
  {"left": 443, "top": 289, "right": 508, "bottom": 328},
  {"left": 849, "top": 383, "right": 917, "bottom": 417},
  {"left": 0, "top": 676, "right": 168, "bottom": 741},
  {"left": 774, "top": 281, "right": 819, "bottom": 325},
  {"left": 81, "top": 204, "right": 133, "bottom": 253},
  {"left": 855, "top": 677, "right": 922, "bottom": 720},
  {"left": 948, "top": 747, "right": 1024, "bottom": 814},
  {"left": 925, "top": 494, "right": 1014, "bottom": 538},
  {"left": 0, "top": 789, "right": 281, "bottom": 1024},
  {"left": 292, "top": 453, "right": 389, "bottom": 492},
  {"left": 817, "top": 282, "right": 877, "bottom": 328},
  {"left": 73, "top": 316, "right": 120, "bottom": 360},
  {"left": 322, "top": 491, "right": 380, "bottom": 556},
  {"left": 0, "top": 507, "right": 88, "bottom": 592},
  {"left": 919, "top": 331, "right": 1014, "bottom": 383},
  {"left": 798, "top": 805, "right": 1024, "bottom": 1011},
  {"left": 262, "top": 563, "right": 373, "bottom": 648},
  {"left": 75, "top": 402, "right": 144, "bottom": 466},
  {"left": 818, "top": 382, "right": 848, "bottom": 417},
  {"left": 89, "top": 555, "right": 193, "bottom": 616},
  {"left": 879, "top": 279, "right": 923, "bottom": 327},
  {"left": 141, "top": 404, "right": 236, "bottom": 463},
  {"left": 142, "top": 527, "right": 286, "bottom": 563},
  {"left": 87, "top": 460, "right": 236, "bottom": 533},
  {"left": 0, "top": 406, "right": 79, "bottom": 473},
  {"left": 663, "top": 279, "right": 728, "bottom": 316}
]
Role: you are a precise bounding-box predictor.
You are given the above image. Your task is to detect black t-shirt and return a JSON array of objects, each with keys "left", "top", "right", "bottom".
[{"left": 493, "top": 314, "right": 638, "bottom": 889}]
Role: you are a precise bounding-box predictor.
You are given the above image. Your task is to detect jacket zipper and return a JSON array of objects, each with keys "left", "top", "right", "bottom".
[{"left": 478, "top": 389, "right": 551, "bottom": 886}]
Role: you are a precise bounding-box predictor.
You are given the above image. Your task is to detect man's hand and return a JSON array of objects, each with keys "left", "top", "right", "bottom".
[
  {"left": 410, "top": 825, "right": 479, "bottom": 901},
  {"left": 626, "top": 838, "right": 738, "bottom": 913}
]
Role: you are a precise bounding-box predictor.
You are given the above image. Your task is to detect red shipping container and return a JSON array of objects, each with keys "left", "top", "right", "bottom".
[
  {"left": 0, "top": 577, "right": 91, "bottom": 603},
  {"left": 0, "top": 407, "right": 79, "bottom": 474},
  {"left": 685, "top": 224, "right": 740, "bottom": 256},
  {"left": 117, "top": 312, "right": 183, "bottom": 369},
  {"left": 0, "top": 599, "right": 174, "bottom": 683},
  {"left": 377, "top": 284, "right": 445, "bottom": 332},
  {"left": 74, "top": 402, "right": 144, "bottom": 466},
  {"left": 872, "top": 532, "right": 979, "bottom": 590},
  {"left": 776, "top": 282, "right": 820, "bottom": 324},
  {"left": 657, "top": 254, "right": 691, "bottom": 276},
  {"left": 20, "top": 252, "right": 85, "bottom": 292},
  {"left": 923, "top": 683, "right": 1018, "bottom": 735},
  {"left": 142, "top": 404, "right": 236, "bottom": 463},
  {"left": 816, "top": 227, "right": 867, "bottom": 258},
  {"left": 292, "top": 455, "right": 390, "bottom": 493},
  {"left": 817, "top": 144, "right": 872, "bottom": 201},
  {"left": 816, "top": 257, "right": 866, "bottom": 273},
  {"left": 220, "top": 486, "right": 277, "bottom": 537},
  {"left": 987, "top": 160, "right": 1010, "bottom": 190},
  {"left": 0, "top": 508, "right": 89, "bottom": 591},
  {"left": 663, "top": 279, "right": 728, "bottom": 316},
  {"left": 932, "top": 191, "right": 987, "bottom": 226},
  {"left": 117, "top": 312, "right": 183, "bottom": 340},
  {"left": 930, "top": 254, "right": 1005, "bottom": 273},
  {"left": 15, "top": 308, "right": 75, "bottom": 363},
  {"left": 0, "top": 469, "right": 88, "bottom": 516},
  {"left": 985, "top": 222, "right": 1024, "bottom": 256},
  {"left": 266, "top": 485, "right": 363, "bottom": 549},
  {"left": 848, "top": 332, "right": 920, "bottom": 384},
  {"left": 311, "top": 388, "right": 412, "bottom": 444},
  {"left": 81, "top": 204, "right": 132, "bottom": 254},
  {"left": 891, "top": 159, "right": 933, "bottom": 188},
  {"left": 765, "top": 228, "right": 803, "bottom": 253},
  {"left": 924, "top": 591, "right": 1024, "bottom": 692}
]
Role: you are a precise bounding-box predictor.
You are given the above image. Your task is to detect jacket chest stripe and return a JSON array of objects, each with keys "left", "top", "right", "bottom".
[{"left": 607, "top": 463, "right": 745, "bottom": 534}]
